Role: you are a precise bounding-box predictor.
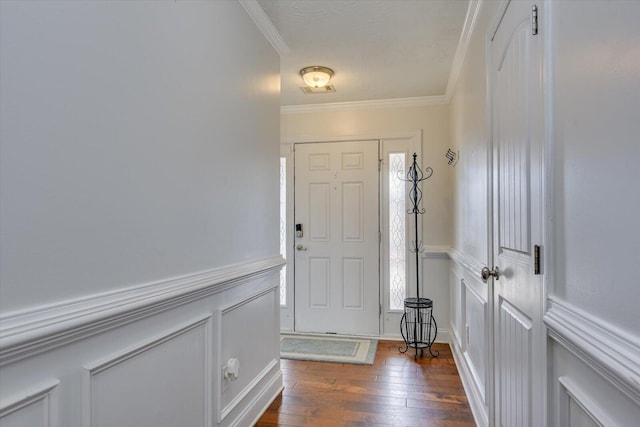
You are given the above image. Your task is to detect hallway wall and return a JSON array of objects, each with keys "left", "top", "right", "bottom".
[
  {"left": 448, "top": 0, "right": 640, "bottom": 425},
  {"left": 545, "top": 1, "right": 640, "bottom": 424},
  {"left": 0, "top": 1, "right": 282, "bottom": 426},
  {"left": 448, "top": 2, "right": 500, "bottom": 424}
]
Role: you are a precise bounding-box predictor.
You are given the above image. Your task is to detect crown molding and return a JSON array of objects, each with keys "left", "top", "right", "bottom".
[
  {"left": 238, "top": 0, "right": 290, "bottom": 57},
  {"left": 280, "top": 0, "right": 481, "bottom": 113},
  {"left": 445, "top": 0, "right": 482, "bottom": 100},
  {"left": 281, "top": 95, "right": 449, "bottom": 115}
]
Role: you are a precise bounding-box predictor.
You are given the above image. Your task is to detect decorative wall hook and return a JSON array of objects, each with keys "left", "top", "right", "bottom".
[{"left": 445, "top": 148, "right": 458, "bottom": 166}]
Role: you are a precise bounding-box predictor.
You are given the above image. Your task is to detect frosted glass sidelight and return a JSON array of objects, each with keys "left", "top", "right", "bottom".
[{"left": 389, "top": 153, "right": 406, "bottom": 310}]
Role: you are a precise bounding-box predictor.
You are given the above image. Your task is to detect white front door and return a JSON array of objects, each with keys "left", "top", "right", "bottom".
[
  {"left": 491, "top": 2, "right": 545, "bottom": 426},
  {"left": 294, "top": 141, "right": 380, "bottom": 335}
]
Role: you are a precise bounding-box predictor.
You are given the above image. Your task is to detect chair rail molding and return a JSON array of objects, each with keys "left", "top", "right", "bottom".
[
  {"left": 545, "top": 296, "right": 640, "bottom": 405},
  {"left": 0, "top": 256, "right": 285, "bottom": 366},
  {"left": 448, "top": 248, "right": 486, "bottom": 283}
]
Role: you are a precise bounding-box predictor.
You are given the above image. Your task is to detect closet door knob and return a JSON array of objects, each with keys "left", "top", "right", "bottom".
[{"left": 481, "top": 266, "right": 500, "bottom": 283}]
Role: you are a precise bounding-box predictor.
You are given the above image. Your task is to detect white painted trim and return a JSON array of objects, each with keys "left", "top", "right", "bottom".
[
  {"left": 219, "top": 285, "right": 278, "bottom": 316},
  {"left": 221, "top": 358, "right": 279, "bottom": 422},
  {"left": 82, "top": 314, "right": 212, "bottom": 427},
  {"left": 462, "top": 350, "right": 486, "bottom": 403},
  {"left": 378, "top": 329, "right": 450, "bottom": 345},
  {"left": 0, "top": 379, "right": 59, "bottom": 422},
  {"left": 451, "top": 336, "right": 489, "bottom": 427},
  {"left": 217, "top": 285, "right": 280, "bottom": 423},
  {"left": 234, "top": 368, "right": 283, "bottom": 427},
  {"left": 421, "top": 246, "right": 451, "bottom": 259},
  {"left": 465, "top": 278, "right": 488, "bottom": 306},
  {"left": 450, "top": 269, "right": 465, "bottom": 350},
  {"left": 448, "top": 248, "right": 486, "bottom": 283},
  {"left": 238, "top": 0, "right": 290, "bottom": 56},
  {"left": 283, "top": 130, "right": 421, "bottom": 145},
  {"left": 0, "top": 256, "right": 285, "bottom": 366},
  {"left": 83, "top": 313, "right": 212, "bottom": 373},
  {"left": 445, "top": 0, "right": 483, "bottom": 100},
  {"left": 558, "top": 376, "right": 612, "bottom": 427},
  {"left": 462, "top": 281, "right": 488, "bottom": 403},
  {"left": 545, "top": 297, "right": 640, "bottom": 405},
  {"left": 281, "top": 95, "right": 449, "bottom": 115}
]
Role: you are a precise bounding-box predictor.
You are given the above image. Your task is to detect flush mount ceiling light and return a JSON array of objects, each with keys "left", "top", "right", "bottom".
[{"left": 299, "top": 66, "right": 335, "bottom": 94}]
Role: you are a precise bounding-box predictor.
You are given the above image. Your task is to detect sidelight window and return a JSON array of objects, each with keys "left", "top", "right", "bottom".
[{"left": 389, "top": 153, "right": 407, "bottom": 310}]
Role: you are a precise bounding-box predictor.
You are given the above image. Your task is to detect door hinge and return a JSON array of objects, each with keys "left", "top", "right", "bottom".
[
  {"left": 531, "top": 5, "right": 538, "bottom": 35},
  {"left": 534, "top": 244, "right": 541, "bottom": 275},
  {"left": 379, "top": 304, "right": 382, "bottom": 316},
  {"left": 378, "top": 158, "right": 383, "bottom": 171},
  {"left": 379, "top": 230, "right": 382, "bottom": 244}
]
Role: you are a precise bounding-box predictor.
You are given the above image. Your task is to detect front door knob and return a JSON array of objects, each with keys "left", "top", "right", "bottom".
[
  {"left": 481, "top": 266, "right": 500, "bottom": 283},
  {"left": 296, "top": 244, "right": 308, "bottom": 251}
]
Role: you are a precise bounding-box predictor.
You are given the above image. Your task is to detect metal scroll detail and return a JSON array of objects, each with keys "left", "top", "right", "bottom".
[{"left": 398, "top": 153, "right": 439, "bottom": 359}]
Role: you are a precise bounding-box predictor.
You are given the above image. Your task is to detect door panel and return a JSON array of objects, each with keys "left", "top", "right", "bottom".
[
  {"left": 294, "top": 141, "right": 379, "bottom": 335},
  {"left": 498, "top": 298, "right": 533, "bottom": 426},
  {"left": 492, "top": 1, "right": 544, "bottom": 426}
]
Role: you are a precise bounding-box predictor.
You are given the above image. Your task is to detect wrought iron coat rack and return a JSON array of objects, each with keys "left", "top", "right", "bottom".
[{"left": 398, "top": 153, "right": 439, "bottom": 359}]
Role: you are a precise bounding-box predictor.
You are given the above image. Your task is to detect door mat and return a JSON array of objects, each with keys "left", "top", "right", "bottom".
[{"left": 280, "top": 334, "right": 378, "bottom": 365}]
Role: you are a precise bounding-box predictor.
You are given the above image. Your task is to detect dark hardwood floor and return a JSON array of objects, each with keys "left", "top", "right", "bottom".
[{"left": 256, "top": 340, "right": 476, "bottom": 426}]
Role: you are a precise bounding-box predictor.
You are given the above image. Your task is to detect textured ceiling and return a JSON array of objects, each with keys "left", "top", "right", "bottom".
[{"left": 257, "top": 0, "right": 470, "bottom": 106}]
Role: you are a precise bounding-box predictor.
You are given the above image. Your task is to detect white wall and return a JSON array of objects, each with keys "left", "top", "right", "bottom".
[
  {"left": 549, "top": 0, "right": 640, "bottom": 338},
  {"left": 281, "top": 104, "right": 452, "bottom": 339},
  {"left": 0, "top": 0, "right": 281, "bottom": 313},
  {"left": 546, "top": 1, "right": 640, "bottom": 425},
  {"left": 449, "top": 0, "right": 640, "bottom": 426},
  {"left": 448, "top": 2, "right": 500, "bottom": 424},
  {"left": 0, "top": 1, "right": 283, "bottom": 426}
]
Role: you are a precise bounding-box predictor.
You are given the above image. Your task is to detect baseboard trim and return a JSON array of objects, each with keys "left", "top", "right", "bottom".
[
  {"left": 234, "top": 367, "right": 283, "bottom": 427},
  {"left": 450, "top": 336, "right": 489, "bottom": 427},
  {"left": 0, "top": 256, "right": 285, "bottom": 366},
  {"left": 545, "top": 297, "right": 640, "bottom": 405}
]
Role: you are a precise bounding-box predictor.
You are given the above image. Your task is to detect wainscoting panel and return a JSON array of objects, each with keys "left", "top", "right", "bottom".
[
  {"left": 0, "top": 380, "right": 59, "bottom": 427},
  {"left": 450, "top": 269, "right": 464, "bottom": 349},
  {"left": 448, "top": 250, "right": 489, "bottom": 427},
  {"left": 497, "top": 298, "right": 532, "bottom": 426},
  {"left": 559, "top": 377, "right": 610, "bottom": 427},
  {"left": 217, "top": 286, "right": 280, "bottom": 424},
  {"left": 83, "top": 316, "right": 211, "bottom": 427},
  {"left": 464, "top": 280, "right": 487, "bottom": 403},
  {"left": 547, "top": 298, "right": 640, "bottom": 426},
  {"left": 0, "top": 257, "right": 284, "bottom": 427}
]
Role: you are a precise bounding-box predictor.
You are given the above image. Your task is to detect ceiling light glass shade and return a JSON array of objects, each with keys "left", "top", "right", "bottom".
[{"left": 300, "top": 66, "right": 334, "bottom": 88}]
